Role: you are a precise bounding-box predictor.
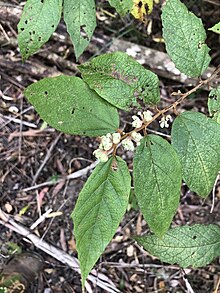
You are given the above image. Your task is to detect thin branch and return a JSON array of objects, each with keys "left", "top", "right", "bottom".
[
  {"left": 21, "top": 161, "right": 98, "bottom": 192},
  {"left": 32, "top": 133, "right": 62, "bottom": 184},
  {"left": 112, "top": 66, "right": 220, "bottom": 154}
]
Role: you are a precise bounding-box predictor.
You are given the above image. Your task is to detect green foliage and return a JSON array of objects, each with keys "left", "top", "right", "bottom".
[
  {"left": 171, "top": 111, "right": 220, "bottom": 197},
  {"left": 108, "top": 0, "right": 133, "bottom": 16},
  {"left": 133, "top": 135, "right": 182, "bottom": 237},
  {"left": 63, "top": 0, "right": 96, "bottom": 60},
  {"left": 208, "top": 86, "right": 220, "bottom": 124},
  {"left": 24, "top": 75, "right": 119, "bottom": 136},
  {"left": 79, "top": 52, "right": 160, "bottom": 110},
  {"left": 17, "top": 0, "right": 62, "bottom": 60},
  {"left": 135, "top": 224, "right": 220, "bottom": 267},
  {"left": 17, "top": 0, "right": 220, "bottom": 288},
  {"left": 72, "top": 156, "right": 131, "bottom": 286},
  {"left": 209, "top": 21, "right": 220, "bottom": 35},
  {"left": 162, "top": 0, "right": 211, "bottom": 77}
]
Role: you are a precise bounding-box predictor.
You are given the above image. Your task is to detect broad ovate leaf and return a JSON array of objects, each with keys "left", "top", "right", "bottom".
[
  {"left": 162, "top": 0, "right": 211, "bottom": 77},
  {"left": 172, "top": 111, "right": 220, "bottom": 197},
  {"left": 209, "top": 22, "right": 220, "bottom": 35},
  {"left": 63, "top": 0, "right": 96, "bottom": 60},
  {"left": 24, "top": 76, "right": 119, "bottom": 136},
  {"left": 79, "top": 52, "right": 160, "bottom": 111},
  {"left": 133, "top": 135, "right": 182, "bottom": 237},
  {"left": 208, "top": 86, "right": 220, "bottom": 124},
  {"left": 135, "top": 224, "right": 220, "bottom": 268},
  {"left": 108, "top": 0, "right": 133, "bottom": 16},
  {"left": 72, "top": 156, "right": 131, "bottom": 286},
  {"left": 17, "top": 0, "right": 62, "bottom": 60}
]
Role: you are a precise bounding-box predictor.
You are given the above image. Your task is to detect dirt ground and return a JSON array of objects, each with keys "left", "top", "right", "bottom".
[{"left": 1, "top": 0, "right": 220, "bottom": 292}]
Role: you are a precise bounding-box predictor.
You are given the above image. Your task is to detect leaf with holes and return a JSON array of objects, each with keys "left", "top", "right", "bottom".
[
  {"left": 133, "top": 135, "right": 182, "bottom": 237},
  {"left": 17, "top": 0, "right": 62, "bottom": 60},
  {"left": 63, "top": 0, "right": 96, "bottom": 60},
  {"left": 209, "top": 21, "right": 220, "bottom": 35},
  {"left": 135, "top": 224, "right": 220, "bottom": 268},
  {"left": 79, "top": 52, "right": 160, "bottom": 111},
  {"left": 162, "top": 0, "right": 211, "bottom": 77},
  {"left": 208, "top": 86, "right": 220, "bottom": 124},
  {"left": 24, "top": 76, "right": 119, "bottom": 136},
  {"left": 171, "top": 111, "right": 220, "bottom": 197},
  {"left": 72, "top": 156, "right": 131, "bottom": 286},
  {"left": 108, "top": 0, "right": 133, "bottom": 16},
  {"left": 131, "top": 0, "right": 153, "bottom": 22}
]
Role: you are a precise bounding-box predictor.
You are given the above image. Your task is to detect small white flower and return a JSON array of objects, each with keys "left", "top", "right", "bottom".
[
  {"left": 122, "top": 137, "right": 135, "bottom": 151},
  {"left": 112, "top": 133, "right": 121, "bottom": 144},
  {"left": 132, "top": 115, "right": 142, "bottom": 128},
  {"left": 93, "top": 149, "right": 109, "bottom": 162},
  {"left": 159, "top": 116, "right": 169, "bottom": 128},
  {"left": 166, "top": 114, "right": 172, "bottom": 122},
  {"left": 100, "top": 133, "right": 113, "bottom": 151},
  {"left": 143, "top": 110, "right": 153, "bottom": 122},
  {"left": 131, "top": 131, "right": 143, "bottom": 142},
  {"left": 137, "top": 111, "right": 143, "bottom": 119}
]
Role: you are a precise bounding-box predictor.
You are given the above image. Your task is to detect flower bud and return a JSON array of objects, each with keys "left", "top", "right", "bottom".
[
  {"left": 100, "top": 133, "right": 113, "bottom": 151},
  {"left": 132, "top": 115, "right": 143, "bottom": 128},
  {"left": 131, "top": 131, "right": 143, "bottom": 142},
  {"left": 143, "top": 110, "right": 153, "bottom": 122},
  {"left": 93, "top": 149, "right": 109, "bottom": 162},
  {"left": 112, "top": 133, "right": 121, "bottom": 144},
  {"left": 122, "top": 137, "right": 135, "bottom": 151}
]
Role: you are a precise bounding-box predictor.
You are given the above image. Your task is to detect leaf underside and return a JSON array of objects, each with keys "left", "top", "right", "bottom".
[
  {"left": 162, "top": 0, "right": 211, "bottom": 77},
  {"left": 135, "top": 224, "right": 220, "bottom": 268},
  {"left": 17, "top": 0, "right": 62, "bottom": 60},
  {"left": 72, "top": 156, "right": 131, "bottom": 285},
  {"left": 24, "top": 75, "right": 119, "bottom": 136},
  {"left": 63, "top": 0, "right": 96, "bottom": 60},
  {"left": 172, "top": 111, "right": 220, "bottom": 197},
  {"left": 134, "top": 135, "right": 182, "bottom": 237},
  {"left": 79, "top": 51, "right": 160, "bottom": 111}
]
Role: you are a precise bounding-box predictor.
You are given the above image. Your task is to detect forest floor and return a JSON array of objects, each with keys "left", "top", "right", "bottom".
[{"left": 0, "top": 0, "right": 220, "bottom": 292}]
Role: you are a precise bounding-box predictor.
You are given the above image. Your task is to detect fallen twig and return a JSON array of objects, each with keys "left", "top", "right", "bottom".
[
  {"left": 0, "top": 208, "right": 121, "bottom": 293},
  {"left": 21, "top": 160, "right": 98, "bottom": 192}
]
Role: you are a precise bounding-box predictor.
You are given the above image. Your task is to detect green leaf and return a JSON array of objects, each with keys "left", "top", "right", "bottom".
[
  {"left": 209, "top": 21, "right": 220, "bottom": 35},
  {"left": 63, "top": 0, "right": 96, "bottom": 60},
  {"left": 72, "top": 156, "right": 131, "bottom": 285},
  {"left": 79, "top": 52, "right": 160, "bottom": 111},
  {"left": 208, "top": 86, "right": 220, "bottom": 124},
  {"left": 135, "top": 224, "right": 220, "bottom": 268},
  {"left": 161, "top": 0, "right": 211, "bottom": 77},
  {"left": 133, "top": 135, "right": 182, "bottom": 237},
  {"left": 171, "top": 111, "right": 220, "bottom": 197},
  {"left": 108, "top": 0, "right": 133, "bottom": 16},
  {"left": 24, "top": 75, "right": 119, "bottom": 136},
  {"left": 17, "top": 0, "right": 62, "bottom": 60}
]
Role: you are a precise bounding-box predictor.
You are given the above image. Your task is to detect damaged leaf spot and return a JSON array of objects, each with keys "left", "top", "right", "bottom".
[
  {"left": 17, "top": 0, "right": 62, "bottom": 59},
  {"left": 80, "top": 25, "right": 89, "bottom": 41},
  {"left": 131, "top": 0, "right": 153, "bottom": 23}
]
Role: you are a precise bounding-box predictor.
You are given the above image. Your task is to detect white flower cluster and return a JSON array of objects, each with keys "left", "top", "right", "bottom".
[
  {"left": 132, "top": 110, "right": 153, "bottom": 128},
  {"left": 121, "top": 131, "right": 143, "bottom": 151},
  {"left": 93, "top": 111, "right": 154, "bottom": 162},
  {"left": 93, "top": 132, "right": 121, "bottom": 162},
  {"left": 159, "top": 115, "right": 172, "bottom": 128}
]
